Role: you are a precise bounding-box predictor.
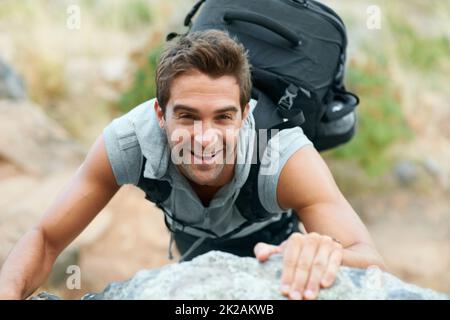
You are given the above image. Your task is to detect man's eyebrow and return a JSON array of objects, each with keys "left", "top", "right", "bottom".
[
  {"left": 172, "top": 105, "right": 239, "bottom": 114},
  {"left": 173, "top": 105, "right": 199, "bottom": 114},
  {"left": 214, "top": 106, "right": 239, "bottom": 114}
]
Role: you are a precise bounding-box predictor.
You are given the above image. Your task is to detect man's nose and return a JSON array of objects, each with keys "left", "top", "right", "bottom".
[{"left": 193, "top": 122, "right": 220, "bottom": 149}]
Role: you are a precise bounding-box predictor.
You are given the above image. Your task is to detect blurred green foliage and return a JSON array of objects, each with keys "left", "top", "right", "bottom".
[
  {"left": 326, "top": 12, "right": 449, "bottom": 177},
  {"left": 388, "top": 17, "right": 449, "bottom": 73},
  {"left": 118, "top": 44, "right": 163, "bottom": 113},
  {"left": 326, "top": 58, "right": 413, "bottom": 177},
  {"left": 81, "top": 0, "right": 153, "bottom": 30}
]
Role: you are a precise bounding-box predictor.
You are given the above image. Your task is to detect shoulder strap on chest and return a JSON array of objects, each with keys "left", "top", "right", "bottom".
[
  {"left": 234, "top": 123, "right": 274, "bottom": 222},
  {"left": 136, "top": 156, "right": 172, "bottom": 206},
  {"left": 235, "top": 93, "right": 300, "bottom": 221}
]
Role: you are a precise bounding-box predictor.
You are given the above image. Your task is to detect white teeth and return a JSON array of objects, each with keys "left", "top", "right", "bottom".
[{"left": 191, "top": 151, "right": 217, "bottom": 158}]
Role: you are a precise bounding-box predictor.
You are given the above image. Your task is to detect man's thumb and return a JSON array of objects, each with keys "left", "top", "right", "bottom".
[{"left": 254, "top": 242, "right": 282, "bottom": 262}]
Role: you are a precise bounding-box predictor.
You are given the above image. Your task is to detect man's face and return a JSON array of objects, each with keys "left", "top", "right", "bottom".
[{"left": 155, "top": 70, "right": 249, "bottom": 186}]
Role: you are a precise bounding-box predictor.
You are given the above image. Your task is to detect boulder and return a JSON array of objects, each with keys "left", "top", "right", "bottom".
[{"left": 32, "top": 251, "right": 449, "bottom": 300}]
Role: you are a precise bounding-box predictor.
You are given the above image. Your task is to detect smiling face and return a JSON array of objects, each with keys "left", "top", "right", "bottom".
[{"left": 155, "top": 70, "right": 249, "bottom": 187}]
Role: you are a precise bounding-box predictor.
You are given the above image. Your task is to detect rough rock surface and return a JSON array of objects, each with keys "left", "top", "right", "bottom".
[{"left": 34, "top": 251, "right": 449, "bottom": 300}]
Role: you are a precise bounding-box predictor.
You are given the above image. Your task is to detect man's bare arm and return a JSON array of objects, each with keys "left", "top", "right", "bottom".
[
  {"left": 276, "top": 145, "right": 385, "bottom": 268},
  {"left": 0, "top": 135, "right": 120, "bottom": 299}
]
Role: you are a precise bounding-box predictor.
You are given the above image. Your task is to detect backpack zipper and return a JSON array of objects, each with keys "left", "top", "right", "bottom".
[
  {"left": 286, "top": 0, "right": 348, "bottom": 87},
  {"left": 286, "top": 0, "right": 347, "bottom": 48},
  {"left": 307, "top": 0, "right": 347, "bottom": 47}
]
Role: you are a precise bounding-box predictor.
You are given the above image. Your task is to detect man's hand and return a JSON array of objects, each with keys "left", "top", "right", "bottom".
[{"left": 254, "top": 232, "right": 343, "bottom": 300}]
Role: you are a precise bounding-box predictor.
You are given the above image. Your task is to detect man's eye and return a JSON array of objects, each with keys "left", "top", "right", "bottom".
[
  {"left": 179, "top": 114, "right": 194, "bottom": 119},
  {"left": 218, "top": 114, "right": 233, "bottom": 120}
]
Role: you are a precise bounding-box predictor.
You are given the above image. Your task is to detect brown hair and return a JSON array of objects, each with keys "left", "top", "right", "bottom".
[{"left": 156, "top": 30, "right": 252, "bottom": 113}]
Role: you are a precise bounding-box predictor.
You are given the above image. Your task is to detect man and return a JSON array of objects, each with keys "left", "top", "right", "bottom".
[{"left": 0, "top": 30, "right": 385, "bottom": 300}]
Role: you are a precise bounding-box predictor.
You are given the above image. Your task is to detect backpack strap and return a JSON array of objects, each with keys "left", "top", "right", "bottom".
[
  {"left": 234, "top": 138, "right": 273, "bottom": 222},
  {"left": 166, "top": 0, "right": 207, "bottom": 41},
  {"left": 136, "top": 159, "right": 171, "bottom": 205},
  {"left": 184, "top": 0, "right": 207, "bottom": 27},
  {"left": 252, "top": 83, "right": 306, "bottom": 132},
  {"left": 235, "top": 94, "right": 305, "bottom": 221}
]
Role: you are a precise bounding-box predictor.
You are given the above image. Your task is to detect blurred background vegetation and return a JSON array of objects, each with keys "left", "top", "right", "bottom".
[{"left": 0, "top": 0, "right": 449, "bottom": 298}]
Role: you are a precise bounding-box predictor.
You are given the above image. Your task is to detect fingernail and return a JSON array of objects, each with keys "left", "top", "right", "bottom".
[
  {"left": 290, "top": 291, "right": 302, "bottom": 300},
  {"left": 304, "top": 290, "right": 316, "bottom": 300},
  {"left": 280, "top": 284, "right": 290, "bottom": 294}
]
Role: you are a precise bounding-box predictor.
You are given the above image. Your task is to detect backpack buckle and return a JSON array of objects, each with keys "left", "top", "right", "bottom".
[
  {"left": 278, "top": 84, "right": 298, "bottom": 111},
  {"left": 171, "top": 220, "right": 185, "bottom": 233}
]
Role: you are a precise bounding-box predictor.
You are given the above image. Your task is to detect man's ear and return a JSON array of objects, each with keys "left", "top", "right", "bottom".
[{"left": 154, "top": 100, "right": 165, "bottom": 128}]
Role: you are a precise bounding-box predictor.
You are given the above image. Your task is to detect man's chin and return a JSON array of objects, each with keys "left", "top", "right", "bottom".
[
  {"left": 188, "top": 173, "right": 220, "bottom": 186},
  {"left": 182, "top": 166, "right": 222, "bottom": 186}
]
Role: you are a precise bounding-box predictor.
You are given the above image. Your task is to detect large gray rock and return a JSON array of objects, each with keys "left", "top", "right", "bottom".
[{"left": 33, "top": 251, "right": 449, "bottom": 300}]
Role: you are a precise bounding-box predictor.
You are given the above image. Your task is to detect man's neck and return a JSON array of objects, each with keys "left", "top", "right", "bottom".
[{"left": 185, "top": 163, "right": 235, "bottom": 207}]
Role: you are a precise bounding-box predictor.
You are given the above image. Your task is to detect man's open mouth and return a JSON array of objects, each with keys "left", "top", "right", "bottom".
[{"left": 190, "top": 150, "right": 223, "bottom": 162}]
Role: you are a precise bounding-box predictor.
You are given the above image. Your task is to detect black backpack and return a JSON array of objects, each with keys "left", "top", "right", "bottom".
[
  {"left": 176, "top": 0, "right": 360, "bottom": 151},
  {"left": 137, "top": 0, "right": 359, "bottom": 254}
]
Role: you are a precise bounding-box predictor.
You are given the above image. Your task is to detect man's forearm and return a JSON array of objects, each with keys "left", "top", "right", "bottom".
[
  {"left": 342, "top": 242, "right": 387, "bottom": 271},
  {"left": 0, "top": 227, "right": 58, "bottom": 299}
]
